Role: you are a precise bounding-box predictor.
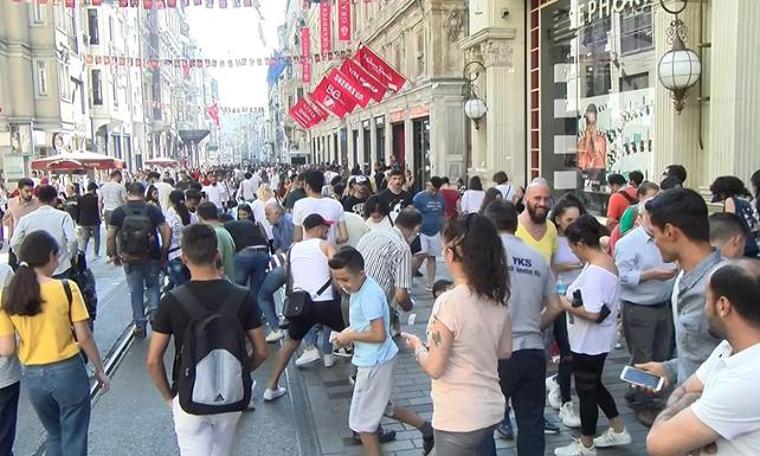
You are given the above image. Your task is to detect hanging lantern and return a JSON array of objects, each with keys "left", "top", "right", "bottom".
[{"left": 656, "top": 0, "right": 702, "bottom": 113}]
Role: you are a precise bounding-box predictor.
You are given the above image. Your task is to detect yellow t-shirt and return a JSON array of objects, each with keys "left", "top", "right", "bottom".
[
  {"left": 0, "top": 280, "right": 89, "bottom": 366},
  {"left": 515, "top": 220, "right": 559, "bottom": 264}
]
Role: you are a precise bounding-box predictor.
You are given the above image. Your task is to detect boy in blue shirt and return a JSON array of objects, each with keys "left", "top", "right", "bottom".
[
  {"left": 412, "top": 177, "right": 446, "bottom": 291},
  {"left": 329, "top": 246, "right": 434, "bottom": 456}
]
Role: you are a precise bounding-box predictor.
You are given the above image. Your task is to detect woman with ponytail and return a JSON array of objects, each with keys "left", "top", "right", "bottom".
[
  {"left": 0, "top": 230, "right": 109, "bottom": 456},
  {"left": 554, "top": 215, "right": 630, "bottom": 456},
  {"left": 165, "top": 190, "right": 198, "bottom": 288}
]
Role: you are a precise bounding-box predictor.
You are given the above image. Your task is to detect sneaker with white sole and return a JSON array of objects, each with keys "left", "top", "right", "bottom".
[
  {"left": 546, "top": 376, "right": 562, "bottom": 410},
  {"left": 323, "top": 353, "right": 336, "bottom": 368},
  {"left": 295, "top": 346, "right": 320, "bottom": 367},
  {"left": 265, "top": 329, "right": 284, "bottom": 343},
  {"left": 559, "top": 402, "right": 581, "bottom": 428},
  {"left": 262, "top": 386, "right": 287, "bottom": 402},
  {"left": 554, "top": 439, "right": 597, "bottom": 456},
  {"left": 593, "top": 427, "right": 632, "bottom": 448}
]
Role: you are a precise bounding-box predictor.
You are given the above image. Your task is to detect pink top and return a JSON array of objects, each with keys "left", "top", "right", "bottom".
[{"left": 428, "top": 284, "right": 512, "bottom": 432}]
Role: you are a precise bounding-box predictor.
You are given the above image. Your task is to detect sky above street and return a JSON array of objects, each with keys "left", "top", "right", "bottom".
[{"left": 186, "top": 0, "right": 284, "bottom": 107}]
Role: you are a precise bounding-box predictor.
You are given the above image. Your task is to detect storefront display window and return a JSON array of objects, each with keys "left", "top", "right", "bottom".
[{"left": 529, "top": 0, "right": 656, "bottom": 197}]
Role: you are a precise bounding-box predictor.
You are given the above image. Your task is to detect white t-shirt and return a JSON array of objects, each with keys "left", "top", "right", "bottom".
[
  {"left": 339, "top": 212, "right": 370, "bottom": 248},
  {"left": 555, "top": 236, "right": 583, "bottom": 284},
  {"left": 460, "top": 190, "right": 485, "bottom": 215},
  {"left": 690, "top": 341, "right": 760, "bottom": 456},
  {"left": 292, "top": 197, "right": 346, "bottom": 244},
  {"left": 156, "top": 181, "right": 174, "bottom": 213},
  {"left": 202, "top": 183, "right": 230, "bottom": 209},
  {"left": 251, "top": 197, "right": 275, "bottom": 240},
  {"left": 495, "top": 183, "right": 516, "bottom": 202},
  {"left": 366, "top": 216, "right": 393, "bottom": 232},
  {"left": 565, "top": 264, "right": 620, "bottom": 355}
]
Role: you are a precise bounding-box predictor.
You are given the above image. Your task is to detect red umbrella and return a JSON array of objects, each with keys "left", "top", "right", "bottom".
[
  {"left": 31, "top": 151, "right": 125, "bottom": 171},
  {"left": 46, "top": 159, "right": 86, "bottom": 173}
]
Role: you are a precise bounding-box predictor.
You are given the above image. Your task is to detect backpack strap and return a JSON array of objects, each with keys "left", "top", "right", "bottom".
[
  {"left": 618, "top": 189, "right": 638, "bottom": 205},
  {"left": 171, "top": 286, "right": 208, "bottom": 318},
  {"left": 285, "top": 246, "right": 294, "bottom": 296}
]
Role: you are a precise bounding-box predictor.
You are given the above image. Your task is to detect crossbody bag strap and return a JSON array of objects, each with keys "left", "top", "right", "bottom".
[
  {"left": 285, "top": 246, "right": 294, "bottom": 296},
  {"left": 314, "top": 277, "right": 333, "bottom": 297}
]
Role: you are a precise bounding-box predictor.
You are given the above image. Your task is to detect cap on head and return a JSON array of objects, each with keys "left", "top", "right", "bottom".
[{"left": 303, "top": 213, "right": 333, "bottom": 230}]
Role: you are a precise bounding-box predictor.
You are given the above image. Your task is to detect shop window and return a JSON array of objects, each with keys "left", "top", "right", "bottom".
[
  {"left": 583, "top": 64, "right": 611, "bottom": 98},
  {"left": 35, "top": 60, "right": 48, "bottom": 97},
  {"left": 87, "top": 9, "right": 99, "bottom": 44},
  {"left": 620, "top": 5, "right": 653, "bottom": 55},
  {"left": 619, "top": 72, "right": 649, "bottom": 92}
]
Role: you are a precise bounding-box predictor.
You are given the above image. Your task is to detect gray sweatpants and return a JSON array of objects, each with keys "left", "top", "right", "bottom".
[{"left": 621, "top": 301, "right": 674, "bottom": 365}]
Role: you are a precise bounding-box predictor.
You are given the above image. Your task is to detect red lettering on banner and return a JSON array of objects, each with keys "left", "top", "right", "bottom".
[
  {"left": 326, "top": 68, "right": 371, "bottom": 108},
  {"left": 307, "top": 96, "right": 328, "bottom": 121},
  {"left": 356, "top": 44, "right": 407, "bottom": 92},
  {"left": 302, "top": 61, "right": 311, "bottom": 84},
  {"left": 341, "top": 58, "right": 387, "bottom": 102},
  {"left": 320, "top": 1, "right": 332, "bottom": 54},
  {"left": 338, "top": 0, "right": 351, "bottom": 41},
  {"left": 301, "top": 27, "right": 311, "bottom": 58}
]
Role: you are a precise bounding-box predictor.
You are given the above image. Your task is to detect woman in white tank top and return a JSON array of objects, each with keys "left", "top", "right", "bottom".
[{"left": 289, "top": 237, "right": 336, "bottom": 302}]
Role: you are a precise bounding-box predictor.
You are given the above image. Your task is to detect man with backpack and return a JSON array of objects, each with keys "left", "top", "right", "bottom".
[
  {"left": 147, "top": 223, "right": 268, "bottom": 455},
  {"left": 107, "top": 182, "right": 171, "bottom": 338},
  {"left": 606, "top": 171, "right": 643, "bottom": 231}
]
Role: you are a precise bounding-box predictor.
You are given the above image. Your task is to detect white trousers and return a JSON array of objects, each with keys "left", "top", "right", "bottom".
[{"left": 172, "top": 396, "right": 242, "bottom": 456}]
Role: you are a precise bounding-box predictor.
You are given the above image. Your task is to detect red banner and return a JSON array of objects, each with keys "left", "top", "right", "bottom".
[
  {"left": 312, "top": 83, "right": 350, "bottom": 118},
  {"left": 320, "top": 0, "right": 332, "bottom": 54},
  {"left": 300, "top": 27, "right": 311, "bottom": 57},
  {"left": 64, "top": 0, "right": 75, "bottom": 6},
  {"left": 302, "top": 60, "right": 311, "bottom": 84},
  {"left": 325, "top": 68, "right": 371, "bottom": 108},
  {"left": 289, "top": 101, "right": 312, "bottom": 129},
  {"left": 92, "top": 0, "right": 103, "bottom": 5},
  {"left": 341, "top": 58, "right": 387, "bottom": 103},
  {"left": 355, "top": 44, "right": 406, "bottom": 92},
  {"left": 300, "top": 100, "right": 322, "bottom": 126},
  {"left": 143, "top": 0, "right": 152, "bottom": 8},
  {"left": 338, "top": 0, "right": 351, "bottom": 41},
  {"left": 307, "top": 96, "right": 328, "bottom": 121}
]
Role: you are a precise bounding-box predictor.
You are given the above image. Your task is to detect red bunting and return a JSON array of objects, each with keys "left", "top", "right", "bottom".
[
  {"left": 338, "top": 0, "right": 351, "bottom": 41},
  {"left": 341, "top": 58, "right": 387, "bottom": 103},
  {"left": 325, "top": 68, "right": 371, "bottom": 109},
  {"left": 143, "top": 0, "right": 152, "bottom": 8},
  {"left": 92, "top": 0, "right": 103, "bottom": 5},
  {"left": 355, "top": 44, "right": 406, "bottom": 92},
  {"left": 319, "top": 0, "right": 331, "bottom": 54}
]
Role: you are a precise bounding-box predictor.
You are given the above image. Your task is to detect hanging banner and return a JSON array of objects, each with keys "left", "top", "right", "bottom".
[
  {"left": 290, "top": 101, "right": 312, "bottom": 129},
  {"left": 313, "top": 77, "right": 353, "bottom": 117},
  {"left": 338, "top": 0, "right": 351, "bottom": 41},
  {"left": 307, "top": 96, "right": 328, "bottom": 121},
  {"left": 300, "top": 100, "right": 321, "bottom": 126},
  {"left": 300, "top": 27, "right": 311, "bottom": 57},
  {"left": 341, "top": 58, "right": 387, "bottom": 103},
  {"left": 319, "top": 0, "right": 332, "bottom": 54},
  {"left": 302, "top": 60, "right": 312, "bottom": 84},
  {"left": 355, "top": 44, "right": 407, "bottom": 92},
  {"left": 325, "top": 68, "right": 371, "bottom": 108}
]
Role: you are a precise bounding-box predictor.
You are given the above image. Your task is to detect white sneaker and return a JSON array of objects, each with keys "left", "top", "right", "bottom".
[
  {"left": 593, "top": 427, "right": 632, "bottom": 448},
  {"left": 263, "top": 386, "right": 287, "bottom": 402},
  {"left": 323, "top": 353, "right": 336, "bottom": 368},
  {"left": 295, "top": 346, "right": 320, "bottom": 367},
  {"left": 546, "top": 376, "right": 561, "bottom": 410},
  {"left": 559, "top": 402, "right": 581, "bottom": 428},
  {"left": 554, "top": 439, "right": 597, "bottom": 456},
  {"left": 265, "top": 329, "right": 284, "bottom": 343}
]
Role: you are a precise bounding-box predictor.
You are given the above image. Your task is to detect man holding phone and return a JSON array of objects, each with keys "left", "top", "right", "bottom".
[{"left": 646, "top": 260, "right": 760, "bottom": 456}]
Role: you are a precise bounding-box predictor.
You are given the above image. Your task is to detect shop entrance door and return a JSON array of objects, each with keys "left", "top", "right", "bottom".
[{"left": 392, "top": 122, "right": 405, "bottom": 167}]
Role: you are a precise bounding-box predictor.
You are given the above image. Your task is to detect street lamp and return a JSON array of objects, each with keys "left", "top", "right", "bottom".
[
  {"left": 462, "top": 61, "right": 487, "bottom": 129},
  {"left": 657, "top": 0, "right": 701, "bottom": 113}
]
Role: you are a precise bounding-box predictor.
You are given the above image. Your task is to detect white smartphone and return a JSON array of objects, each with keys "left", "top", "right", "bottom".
[{"left": 620, "top": 366, "right": 665, "bottom": 392}]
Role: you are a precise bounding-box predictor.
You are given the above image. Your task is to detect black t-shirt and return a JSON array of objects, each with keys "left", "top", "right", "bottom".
[
  {"left": 110, "top": 201, "right": 166, "bottom": 259},
  {"left": 342, "top": 195, "right": 368, "bottom": 216},
  {"left": 64, "top": 195, "right": 79, "bottom": 222},
  {"left": 78, "top": 193, "right": 101, "bottom": 226},
  {"left": 284, "top": 187, "right": 306, "bottom": 209},
  {"left": 223, "top": 220, "right": 268, "bottom": 253},
  {"left": 152, "top": 280, "right": 262, "bottom": 386},
  {"left": 376, "top": 189, "right": 412, "bottom": 222}
]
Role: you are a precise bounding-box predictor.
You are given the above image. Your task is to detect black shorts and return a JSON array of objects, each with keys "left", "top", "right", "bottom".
[
  {"left": 410, "top": 235, "right": 422, "bottom": 255},
  {"left": 288, "top": 299, "right": 346, "bottom": 341}
]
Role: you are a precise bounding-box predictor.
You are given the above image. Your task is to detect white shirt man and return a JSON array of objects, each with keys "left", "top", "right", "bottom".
[
  {"left": 155, "top": 180, "right": 174, "bottom": 213},
  {"left": 203, "top": 182, "right": 230, "bottom": 210},
  {"left": 238, "top": 173, "right": 260, "bottom": 202},
  {"left": 11, "top": 205, "right": 78, "bottom": 277}
]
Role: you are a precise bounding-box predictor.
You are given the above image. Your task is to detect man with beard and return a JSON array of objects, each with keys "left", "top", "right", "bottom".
[
  {"left": 375, "top": 169, "right": 412, "bottom": 224},
  {"left": 342, "top": 176, "right": 371, "bottom": 216},
  {"left": 645, "top": 259, "right": 760, "bottom": 456},
  {"left": 1, "top": 178, "right": 41, "bottom": 270},
  {"left": 515, "top": 179, "right": 558, "bottom": 264}
]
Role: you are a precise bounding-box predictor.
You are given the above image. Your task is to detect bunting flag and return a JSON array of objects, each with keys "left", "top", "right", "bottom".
[
  {"left": 4, "top": 0, "right": 383, "bottom": 8},
  {"left": 338, "top": 0, "right": 351, "bottom": 41},
  {"left": 319, "top": 0, "right": 331, "bottom": 54},
  {"left": 355, "top": 43, "right": 407, "bottom": 92},
  {"left": 325, "top": 68, "right": 371, "bottom": 109},
  {"left": 341, "top": 57, "right": 387, "bottom": 103},
  {"left": 206, "top": 103, "right": 220, "bottom": 126}
]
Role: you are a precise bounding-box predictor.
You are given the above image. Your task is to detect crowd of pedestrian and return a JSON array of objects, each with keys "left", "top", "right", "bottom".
[{"left": 1, "top": 161, "right": 760, "bottom": 456}]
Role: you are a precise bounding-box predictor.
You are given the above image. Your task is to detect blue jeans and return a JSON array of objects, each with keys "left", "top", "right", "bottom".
[
  {"left": 124, "top": 260, "right": 161, "bottom": 329},
  {"left": 498, "top": 349, "right": 547, "bottom": 456},
  {"left": 233, "top": 248, "right": 270, "bottom": 300},
  {"left": 304, "top": 325, "right": 333, "bottom": 354},
  {"left": 22, "top": 356, "right": 90, "bottom": 456},
  {"left": 166, "top": 257, "right": 190, "bottom": 289},
  {"left": 257, "top": 266, "right": 286, "bottom": 329}
]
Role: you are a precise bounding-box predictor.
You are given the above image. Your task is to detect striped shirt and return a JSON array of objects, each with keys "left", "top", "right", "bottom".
[
  {"left": 356, "top": 227, "right": 412, "bottom": 299},
  {"left": 99, "top": 181, "right": 127, "bottom": 211}
]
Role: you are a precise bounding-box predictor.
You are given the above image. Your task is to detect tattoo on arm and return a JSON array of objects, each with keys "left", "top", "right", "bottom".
[{"left": 431, "top": 331, "right": 442, "bottom": 347}]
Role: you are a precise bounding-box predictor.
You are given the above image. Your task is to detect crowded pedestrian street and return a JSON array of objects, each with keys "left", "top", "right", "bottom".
[{"left": 3, "top": 0, "right": 760, "bottom": 455}]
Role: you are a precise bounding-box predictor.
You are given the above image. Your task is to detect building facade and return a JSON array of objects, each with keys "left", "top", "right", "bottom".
[{"left": 463, "top": 0, "right": 760, "bottom": 196}]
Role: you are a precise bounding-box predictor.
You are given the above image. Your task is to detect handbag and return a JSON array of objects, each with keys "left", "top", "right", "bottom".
[{"left": 282, "top": 247, "right": 332, "bottom": 319}]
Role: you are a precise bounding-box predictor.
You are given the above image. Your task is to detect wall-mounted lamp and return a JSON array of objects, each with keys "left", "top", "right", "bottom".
[
  {"left": 657, "top": 0, "right": 701, "bottom": 113},
  {"left": 462, "top": 61, "right": 487, "bottom": 129}
]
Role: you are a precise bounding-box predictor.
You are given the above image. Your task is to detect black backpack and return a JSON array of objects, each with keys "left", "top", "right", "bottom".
[
  {"left": 119, "top": 205, "right": 155, "bottom": 263},
  {"left": 172, "top": 286, "right": 252, "bottom": 415}
]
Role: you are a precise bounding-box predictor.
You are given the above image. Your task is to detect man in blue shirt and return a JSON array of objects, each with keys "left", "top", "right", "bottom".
[
  {"left": 412, "top": 176, "right": 446, "bottom": 291},
  {"left": 330, "top": 247, "right": 434, "bottom": 456}
]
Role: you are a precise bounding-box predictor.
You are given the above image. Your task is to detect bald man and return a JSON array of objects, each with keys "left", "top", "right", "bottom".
[{"left": 515, "top": 179, "right": 558, "bottom": 264}]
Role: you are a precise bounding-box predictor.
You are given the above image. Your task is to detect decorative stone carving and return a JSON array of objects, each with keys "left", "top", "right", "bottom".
[
  {"left": 481, "top": 40, "right": 513, "bottom": 68},
  {"left": 445, "top": 9, "right": 465, "bottom": 42}
]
